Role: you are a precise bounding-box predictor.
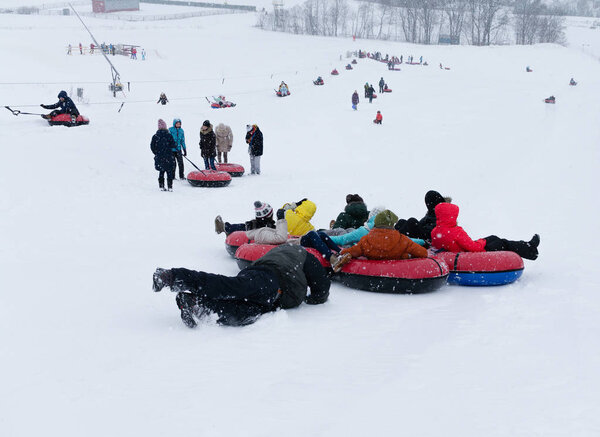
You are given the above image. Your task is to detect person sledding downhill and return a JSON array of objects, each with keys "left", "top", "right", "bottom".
[
  {"left": 569, "top": 78, "right": 577, "bottom": 86},
  {"left": 215, "top": 201, "right": 276, "bottom": 236},
  {"left": 313, "top": 76, "right": 324, "bottom": 85},
  {"left": 544, "top": 95, "right": 556, "bottom": 104},
  {"left": 277, "top": 81, "right": 290, "bottom": 96},
  {"left": 41, "top": 90, "right": 80, "bottom": 120}
]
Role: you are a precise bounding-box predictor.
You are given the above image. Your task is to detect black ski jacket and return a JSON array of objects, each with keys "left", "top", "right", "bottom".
[{"left": 44, "top": 97, "right": 80, "bottom": 116}]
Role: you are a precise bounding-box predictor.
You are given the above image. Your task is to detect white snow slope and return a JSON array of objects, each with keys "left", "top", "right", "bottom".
[{"left": 1, "top": 9, "right": 599, "bottom": 437}]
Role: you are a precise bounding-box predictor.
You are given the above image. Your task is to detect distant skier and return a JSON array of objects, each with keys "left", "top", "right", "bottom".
[
  {"left": 157, "top": 93, "right": 168, "bottom": 105},
  {"left": 364, "top": 82, "right": 369, "bottom": 98},
  {"left": 373, "top": 111, "right": 382, "bottom": 124},
  {"left": 168, "top": 118, "right": 187, "bottom": 180},
  {"left": 378, "top": 77, "right": 385, "bottom": 93},
  {"left": 278, "top": 82, "right": 289, "bottom": 96},
  {"left": 352, "top": 90, "right": 359, "bottom": 110},
  {"left": 41, "top": 90, "right": 80, "bottom": 119},
  {"left": 150, "top": 119, "right": 177, "bottom": 192},
  {"left": 526, "top": 66, "right": 533, "bottom": 72},
  {"left": 79, "top": 42, "right": 83, "bottom": 55},
  {"left": 90, "top": 43, "right": 94, "bottom": 54}
]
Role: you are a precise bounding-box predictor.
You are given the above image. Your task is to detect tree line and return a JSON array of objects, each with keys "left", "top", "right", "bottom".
[{"left": 257, "top": 0, "right": 566, "bottom": 45}]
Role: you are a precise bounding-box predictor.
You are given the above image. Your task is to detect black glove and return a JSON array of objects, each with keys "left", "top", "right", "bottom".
[
  {"left": 296, "top": 198, "right": 307, "bottom": 206},
  {"left": 40, "top": 104, "right": 47, "bottom": 109},
  {"left": 276, "top": 208, "right": 285, "bottom": 220},
  {"left": 183, "top": 150, "right": 187, "bottom": 157}
]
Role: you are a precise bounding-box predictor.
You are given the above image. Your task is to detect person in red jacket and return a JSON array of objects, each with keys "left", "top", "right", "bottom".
[
  {"left": 431, "top": 203, "right": 540, "bottom": 260},
  {"left": 373, "top": 111, "right": 383, "bottom": 124}
]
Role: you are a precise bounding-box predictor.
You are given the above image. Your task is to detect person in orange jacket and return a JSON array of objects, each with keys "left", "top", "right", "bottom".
[
  {"left": 334, "top": 210, "right": 427, "bottom": 271},
  {"left": 374, "top": 111, "right": 383, "bottom": 124}
]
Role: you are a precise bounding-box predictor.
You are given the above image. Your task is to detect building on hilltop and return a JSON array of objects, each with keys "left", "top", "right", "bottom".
[{"left": 92, "top": 0, "right": 140, "bottom": 13}]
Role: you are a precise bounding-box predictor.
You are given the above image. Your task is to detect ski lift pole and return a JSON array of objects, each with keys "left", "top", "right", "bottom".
[{"left": 69, "top": 3, "right": 123, "bottom": 97}]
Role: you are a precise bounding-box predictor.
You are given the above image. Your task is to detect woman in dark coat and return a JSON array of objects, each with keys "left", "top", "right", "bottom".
[
  {"left": 150, "top": 119, "right": 177, "bottom": 191},
  {"left": 199, "top": 120, "right": 217, "bottom": 170}
]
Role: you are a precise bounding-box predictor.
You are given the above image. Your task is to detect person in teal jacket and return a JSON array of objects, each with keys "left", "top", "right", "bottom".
[{"left": 168, "top": 118, "right": 187, "bottom": 180}]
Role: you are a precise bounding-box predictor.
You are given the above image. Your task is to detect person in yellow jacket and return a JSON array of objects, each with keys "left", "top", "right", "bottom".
[{"left": 276, "top": 199, "right": 316, "bottom": 236}]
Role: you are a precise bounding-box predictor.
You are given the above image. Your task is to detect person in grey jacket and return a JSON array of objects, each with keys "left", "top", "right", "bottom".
[{"left": 152, "top": 245, "right": 330, "bottom": 327}]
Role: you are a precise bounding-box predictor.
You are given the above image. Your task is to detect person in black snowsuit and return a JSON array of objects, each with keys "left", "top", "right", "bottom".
[
  {"left": 157, "top": 93, "right": 168, "bottom": 105},
  {"left": 367, "top": 84, "right": 375, "bottom": 103},
  {"left": 214, "top": 201, "right": 276, "bottom": 235},
  {"left": 395, "top": 190, "right": 451, "bottom": 242},
  {"left": 246, "top": 124, "right": 263, "bottom": 175},
  {"left": 378, "top": 77, "right": 385, "bottom": 93},
  {"left": 41, "top": 90, "right": 80, "bottom": 119},
  {"left": 153, "top": 245, "right": 330, "bottom": 327},
  {"left": 199, "top": 120, "right": 217, "bottom": 170},
  {"left": 150, "top": 119, "right": 177, "bottom": 191}
]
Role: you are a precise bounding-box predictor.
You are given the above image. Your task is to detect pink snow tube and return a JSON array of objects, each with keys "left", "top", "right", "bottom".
[
  {"left": 215, "top": 163, "right": 245, "bottom": 177},
  {"left": 186, "top": 170, "right": 231, "bottom": 187}
]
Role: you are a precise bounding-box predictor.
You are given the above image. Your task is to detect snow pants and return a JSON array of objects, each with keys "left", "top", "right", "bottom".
[
  {"left": 170, "top": 267, "right": 281, "bottom": 326},
  {"left": 300, "top": 231, "right": 341, "bottom": 260},
  {"left": 250, "top": 155, "right": 261, "bottom": 175},
  {"left": 224, "top": 222, "right": 247, "bottom": 235},
  {"left": 203, "top": 157, "right": 217, "bottom": 171},
  {"left": 173, "top": 151, "right": 184, "bottom": 179},
  {"left": 483, "top": 235, "right": 538, "bottom": 260}
]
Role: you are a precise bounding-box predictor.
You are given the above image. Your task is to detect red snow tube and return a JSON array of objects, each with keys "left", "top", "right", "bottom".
[
  {"left": 435, "top": 251, "right": 524, "bottom": 286},
  {"left": 235, "top": 244, "right": 448, "bottom": 293},
  {"left": 544, "top": 98, "right": 555, "bottom": 104},
  {"left": 331, "top": 70, "right": 339, "bottom": 75},
  {"left": 215, "top": 163, "right": 244, "bottom": 177},
  {"left": 47, "top": 114, "right": 89, "bottom": 127},
  {"left": 234, "top": 243, "right": 328, "bottom": 270},
  {"left": 372, "top": 93, "right": 378, "bottom": 99},
  {"left": 276, "top": 91, "right": 291, "bottom": 97},
  {"left": 335, "top": 257, "right": 449, "bottom": 294},
  {"left": 186, "top": 170, "right": 231, "bottom": 187},
  {"left": 383, "top": 88, "right": 392, "bottom": 93},
  {"left": 313, "top": 81, "right": 324, "bottom": 85},
  {"left": 225, "top": 231, "right": 251, "bottom": 257}
]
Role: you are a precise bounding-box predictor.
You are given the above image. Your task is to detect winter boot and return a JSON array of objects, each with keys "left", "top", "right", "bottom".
[
  {"left": 505, "top": 238, "right": 539, "bottom": 261},
  {"left": 215, "top": 215, "right": 225, "bottom": 234},
  {"left": 153, "top": 268, "right": 173, "bottom": 292},
  {"left": 167, "top": 178, "right": 173, "bottom": 192},
  {"left": 331, "top": 253, "right": 352, "bottom": 273},
  {"left": 158, "top": 177, "right": 166, "bottom": 191},
  {"left": 529, "top": 234, "right": 540, "bottom": 248},
  {"left": 176, "top": 292, "right": 197, "bottom": 328}
]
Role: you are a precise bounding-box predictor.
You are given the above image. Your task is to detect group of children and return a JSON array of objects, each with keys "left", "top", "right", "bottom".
[{"left": 214, "top": 191, "right": 541, "bottom": 272}]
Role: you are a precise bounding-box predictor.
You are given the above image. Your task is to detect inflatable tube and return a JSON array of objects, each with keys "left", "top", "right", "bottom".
[
  {"left": 383, "top": 88, "right": 392, "bottom": 93},
  {"left": 234, "top": 243, "right": 448, "bottom": 293},
  {"left": 331, "top": 70, "right": 339, "bottom": 75},
  {"left": 351, "top": 59, "right": 357, "bottom": 64},
  {"left": 544, "top": 98, "right": 555, "bottom": 104},
  {"left": 345, "top": 66, "right": 353, "bottom": 70},
  {"left": 186, "top": 170, "right": 231, "bottom": 187},
  {"left": 48, "top": 114, "right": 89, "bottom": 127},
  {"left": 334, "top": 257, "right": 449, "bottom": 294},
  {"left": 313, "top": 81, "right": 324, "bottom": 86},
  {"left": 276, "top": 91, "right": 291, "bottom": 97},
  {"left": 225, "top": 231, "right": 251, "bottom": 257},
  {"left": 434, "top": 251, "right": 524, "bottom": 286},
  {"left": 234, "top": 243, "right": 327, "bottom": 270},
  {"left": 215, "top": 163, "right": 244, "bottom": 177}
]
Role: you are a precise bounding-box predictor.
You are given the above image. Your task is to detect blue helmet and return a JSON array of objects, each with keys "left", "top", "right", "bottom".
[{"left": 58, "top": 90, "right": 68, "bottom": 99}]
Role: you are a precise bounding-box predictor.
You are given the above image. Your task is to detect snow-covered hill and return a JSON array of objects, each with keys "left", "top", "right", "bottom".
[{"left": 1, "top": 10, "right": 599, "bottom": 437}]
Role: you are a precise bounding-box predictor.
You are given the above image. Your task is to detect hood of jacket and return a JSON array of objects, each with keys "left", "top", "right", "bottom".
[
  {"left": 172, "top": 118, "right": 181, "bottom": 128},
  {"left": 435, "top": 203, "right": 459, "bottom": 227},
  {"left": 425, "top": 190, "right": 446, "bottom": 212},
  {"left": 295, "top": 200, "right": 316, "bottom": 221},
  {"left": 344, "top": 201, "right": 368, "bottom": 219},
  {"left": 200, "top": 124, "right": 213, "bottom": 134}
]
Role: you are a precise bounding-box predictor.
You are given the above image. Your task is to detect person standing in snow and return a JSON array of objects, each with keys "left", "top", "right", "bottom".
[
  {"left": 199, "top": 120, "right": 217, "bottom": 170},
  {"left": 352, "top": 90, "right": 359, "bottom": 110},
  {"left": 41, "top": 90, "right": 80, "bottom": 119},
  {"left": 142, "top": 49, "right": 146, "bottom": 60},
  {"left": 131, "top": 47, "right": 137, "bottom": 59},
  {"left": 90, "top": 43, "right": 95, "bottom": 54},
  {"left": 67, "top": 44, "right": 72, "bottom": 55},
  {"left": 364, "top": 82, "right": 369, "bottom": 98},
  {"left": 150, "top": 119, "right": 177, "bottom": 191},
  {"left": 152, "top": 244, "right": 330, "bottom": 328},
  {"left": 246, "top": 124, "right": 263, "bottom": 175},
  {"left": 79, "top": 42, "right": 83, "bottom": 55},
  {"left": 373, "top": 111, "right": 383, "bottom": 124},
  {"left": 168, "top": 118, "right": 187, "bottom": 180},
  {"left": 367, "top": 84, "right": 375, "bottom": 103},
  {"left": 215, "top": 123, "right": 233, "bottom": 164},
  {"left": 378, "top": 77, "right": 385, "bottom": 93}
]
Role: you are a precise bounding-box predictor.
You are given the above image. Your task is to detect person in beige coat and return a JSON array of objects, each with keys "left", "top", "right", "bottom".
[{"left": 215, "top": 123, "right": 233, "bottom": 164}]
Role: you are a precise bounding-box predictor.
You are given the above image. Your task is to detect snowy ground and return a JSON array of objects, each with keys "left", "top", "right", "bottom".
[{"left": 1, "top": 10, "right": 599, "bottom": 437}]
